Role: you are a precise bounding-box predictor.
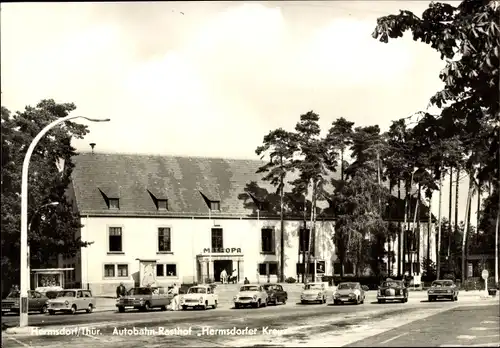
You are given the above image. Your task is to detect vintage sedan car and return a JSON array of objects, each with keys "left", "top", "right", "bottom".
[
  {"left": 377, "top": 280, "right": 408, "bottom": 303},
  {"left": 181, "top": 285, "right": 218, "bottom": 310},
  {"left": 428, "top": 280, "right": 459, "bottom": 301},
  {"left": 116, "top": 287, "right": 172, "bottom": 312},
  {"left": 233, "top": 284, "right": 268, "bottom": 308},
  {"left": 262, "top": 283, "right": 288, "bottom": 305},
  {"left": 300, "top": 282, "right": 328, "bottom": 304},
  {"left": 47, "top": 289, "right": 96, "bottom": 315},
  {"left": 333, "top": 282, "right": 365, "bottom": 305},
  {"left": 1, "top": 290, "right": 49, "bottom": 314}
]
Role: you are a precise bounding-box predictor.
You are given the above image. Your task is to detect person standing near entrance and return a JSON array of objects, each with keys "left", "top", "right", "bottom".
[
  {"left": 168, "top": 283, "right": 179, "bottom": 310},
  {"left": 231, "top": 269, "right": 238, "bottom": 284},
  {"left": 220, "top": 269, "right": 227, "bottom": 284}
]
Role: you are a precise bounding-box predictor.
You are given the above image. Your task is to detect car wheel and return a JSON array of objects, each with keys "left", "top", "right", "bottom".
[
  {"left": 234, "top": 303, "right": 240, "bottom": 309},
  {"left": 86, "top": 304, "right": 93, "bottom": 313},
  {"left": 455, "top": 295, "right": 458, "bottom": 301},
  {"left": 450, "top": 296, "right": 455, "bottom": 301},
  {"left": 118, "top": 306, "right": 125, "bottom": 313},
  {"left": 143, "top": 302, "right": 151, "bottom": 311},
  {"left": 378, "top": 299, "right": 384, "bottom": 304},
  {"left": 213, "top": 300, "right": 217, "bottom": 309},
  {"left": 283, "top": 298, "right": 287, "bottom": 305},
  {"left": 48, "top": 310, "right": 55, "bottom": 315},
  {"left": 301, "top": 300, "right": 306, "bottom": 304},
  {"left": 356, "top": 296, "right": 360, "bottom": 305},
  {"left": 40, "top": 305, "right": 48, "bottom": 314},
  {"left": 70, "top": 305, "right": 77, "bottom": 315},
  {"left": 323, "top": 296, "right": 326, "bottom": 304},
  {"left": 182, "top": 305, "right": 187, "bottom": 310},
  {"left": 160, "top": 305, "right": 167, "bottom": 311}
]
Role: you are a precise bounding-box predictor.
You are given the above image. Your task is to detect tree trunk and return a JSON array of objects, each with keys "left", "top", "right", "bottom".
[
  {"left": 437, "top": 164, "right": 444, "bottom": 279},
  {"left": 279, "top": 171, "right": 285, "bottom": 282},
  {"left": 461, "top": 177, "right": 474, "bottom": 284},
  {"left": 495, "top": 207, "right": 499, "bottom": 285},
  {"left": 306, "top": 180, "right": 315, "bottom": 283},
  {"left": 340, "top": 149, "right": 344, "bottom": 182},
  {"left": 398, "top": 179, "right": 402, "bottom": 277},
  {"left": 302, "top": 191, "right": 307, "bottom": 284},
  {"left": 455, "top": 168, "right": 460, "bottom": 234},
  {"left": 427, "top": 191, "right": 432, "bottom": 266},
  {"left": 448, "top": 168, "right": 453, "bottom": 258}
]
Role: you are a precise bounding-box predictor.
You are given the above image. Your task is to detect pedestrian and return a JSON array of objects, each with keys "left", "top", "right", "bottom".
[
  {"left": 220, "top": 269, "right": 227, "bottom": 284},
  {"left": 116, "top": 282, "right": 126, "bottom": 298},
  {"left": 244, "top": 277, "right": 250, "bottom": 284},
  {"left": 169, "top": 283, "right": 179, "bottom": 310},
  {"left": 231, "top": 269, "right": 238, "bottom": 284}
]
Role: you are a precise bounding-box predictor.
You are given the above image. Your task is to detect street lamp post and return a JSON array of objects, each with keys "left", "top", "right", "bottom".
[{"left": 20, "top": 115, "right": 110, "bottom": 328}]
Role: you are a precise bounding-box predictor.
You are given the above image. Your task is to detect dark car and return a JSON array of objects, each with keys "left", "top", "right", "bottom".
[
  {"left": 262, "top": 284, "right": 287, "bottom": 305},
  {"left": 377, "top": 280, "right": 408, "bottom": 303},
  {"left": 2, "top": 290, "right": 49, "bottom": 314}
]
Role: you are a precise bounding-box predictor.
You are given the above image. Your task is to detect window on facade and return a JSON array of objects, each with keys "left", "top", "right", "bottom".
[
  {"left": 259, "top": 263, "right": 267, "bottom": 276},
  {"left": 211, "top": 228, "right": 223, "bottom": 249},
  {"left": 210, "top": 201, "right": 220, "bottom": 211},
  {"left": 156, "top": 264, "right": 164, "bottom": 277},
  {"left": 157, "top": 199, "right": 168, "bottom": 210},
  {"left": 117, "top": 264, "right": 128, "bottom": 277},
  {"left": 104, "top": 264, "right": 115, "bottom": 277},
  {"left": 109, "top": 198, "right": 120, "bottom": 209},
  {"left": 268, "top": 262, "right": 278, "bottom": 275},
  {"left": 109, "top": 227, "right": 122, "bottom": 252},
  {"left": 299, "top": 229, "right": 310, "bottom": 253},
  {"left": 158, "top": 227, "right": 171, "bottom": 252},
  {"left": 166, "top": 264, "right": 177, "bottom": 276},
  {"left": 261, "top": 228, "right": 275, "bottom": 253}
]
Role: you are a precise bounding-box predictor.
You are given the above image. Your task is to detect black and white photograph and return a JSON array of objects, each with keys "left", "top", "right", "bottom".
[{"left": 1, "top": 1, "right": 499, "bottom": 347}]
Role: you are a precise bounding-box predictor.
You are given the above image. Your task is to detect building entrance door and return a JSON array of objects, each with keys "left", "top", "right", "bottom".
[{"left": 214, "top": 260, "right": 233, "bottom": 282}]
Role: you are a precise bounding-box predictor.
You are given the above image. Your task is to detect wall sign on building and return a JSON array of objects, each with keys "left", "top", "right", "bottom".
[{"left": 203, "top": 248, "right": 242, "bottom": 254}]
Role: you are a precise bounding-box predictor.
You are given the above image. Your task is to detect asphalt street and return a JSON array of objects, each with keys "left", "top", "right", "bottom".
[
  {"left": 4, "top": 295, "right": 496, "bottom": 348},
  {"left": 347, "top": 303, "right": 500, "bottom": 347}
]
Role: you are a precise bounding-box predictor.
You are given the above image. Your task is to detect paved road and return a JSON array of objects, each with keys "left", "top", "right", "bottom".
[
  {"left": 3, "top": 296, "right": 497, "bottom": 347},
  {"left": 346, "top": 303, "right": 499, "bottom": 347}
]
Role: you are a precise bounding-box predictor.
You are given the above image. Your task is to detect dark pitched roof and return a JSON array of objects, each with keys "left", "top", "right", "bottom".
[{"left": 70, "top": 152, "right": 424, "bottom": 219}]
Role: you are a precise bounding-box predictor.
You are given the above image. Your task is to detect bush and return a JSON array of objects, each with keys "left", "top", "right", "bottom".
[{"left": 285, "top": 277, "right": 296, "bottom": 283}]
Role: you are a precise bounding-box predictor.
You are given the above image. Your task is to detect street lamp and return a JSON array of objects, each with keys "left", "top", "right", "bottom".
[
  {"left": 27, "top": 202, "right": 60, "bottom": 292},
  {"left": 20, "top": 115, "right": 110, "bottom": 328}
]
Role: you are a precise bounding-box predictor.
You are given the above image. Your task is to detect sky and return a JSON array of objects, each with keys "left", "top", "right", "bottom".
[{"left": 2, "top": 1, "right": 480, "bottom": 225}]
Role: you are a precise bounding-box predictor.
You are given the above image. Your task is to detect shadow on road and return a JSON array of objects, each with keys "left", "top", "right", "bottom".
[{"left": 369, "top": 301, "right": 405, "bottom": 304}]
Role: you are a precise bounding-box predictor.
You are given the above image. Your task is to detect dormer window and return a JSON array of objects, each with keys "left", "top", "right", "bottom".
[
  {"left": 157, "top": 199, "right": 168, "bottom": 211},
  {"left": 109, "top": 198, "right": 120, "bottom": 210},
  {"left": 210, "top": 201, "right": 220, "bottom": 211}
]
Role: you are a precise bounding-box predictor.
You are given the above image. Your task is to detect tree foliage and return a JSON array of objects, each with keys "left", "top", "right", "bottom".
[{"left": 1, "top": 100, "right": 91, "bottom": 284}]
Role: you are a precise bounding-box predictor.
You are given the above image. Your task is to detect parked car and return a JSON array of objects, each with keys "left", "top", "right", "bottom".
[
  {"left": 377, "top": 280, "right": 408, "bottom": 303},
  {"left": 262, "top": 284, "right": 288, "bottom": 305},
  {"left": 300, "top": 282, "right": 328, "bottom": 304},
  {"left": 332, "top": 282, "right": 365, "bottom": 305},
  {"left": 116, "top": 287, "right": 172, "bottom": 312},
  {"left": 1, "top": 290, "right": 49, "bottom": 314},
  {"left": 428, "top": 280, "right": 459, "bottom": 301},
  {"left": 47, "top": 289, "right": 95, "bottom": 315},
  {"left": 181, "top": 285, "right": 218, "bottom": 310},
  {"left": 233, "top": 284, "right": 268, "bottom": 308}
]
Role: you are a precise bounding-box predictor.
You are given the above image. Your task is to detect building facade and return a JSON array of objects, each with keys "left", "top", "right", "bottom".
[{"left": 60, "top": 152, "right": 436, "bottom": 295}]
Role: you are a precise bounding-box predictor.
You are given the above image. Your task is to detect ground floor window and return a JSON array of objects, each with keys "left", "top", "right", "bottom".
[
  {"left": 258, "top": 262, "right": 278, "bottom": 276},
  {"left": 104, "top": 264, "right": 128, "bottom": 278},
  {"left": 156, "top": 263, "right": 177, "bottom": 277}
]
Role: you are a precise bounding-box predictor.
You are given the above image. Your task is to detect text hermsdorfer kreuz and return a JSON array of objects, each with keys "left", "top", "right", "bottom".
[{"left": 203, "top": 248, "right": 242, "bottom": 254}]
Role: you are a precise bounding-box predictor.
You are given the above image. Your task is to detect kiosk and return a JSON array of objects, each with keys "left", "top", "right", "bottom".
[{"left": 31, "top": 268, "right": 74, "bottom": 294}]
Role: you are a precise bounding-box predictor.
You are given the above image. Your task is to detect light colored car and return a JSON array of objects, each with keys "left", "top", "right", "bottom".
[
  {"left": 47, "top": 289, "right": 96, "bottom": 315},
  {"left": 181, "top": 285, "right": 218, "bottom": 310},
  {"left": 301, "top": 282, "right": 327, "bottom": 304},
  {"left": 233, "top": 284, "right": 268, "bottom": 308},
  {"left": 428, "top": 280, "right": 459, "bottom": 301},
  {"left": 332, "top": 282, "right": 365, "bottom": 305}
]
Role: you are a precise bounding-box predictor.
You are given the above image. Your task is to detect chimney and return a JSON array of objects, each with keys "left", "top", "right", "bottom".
[{"left": 90, "top": 143, "right": 96, "bottom": 154}]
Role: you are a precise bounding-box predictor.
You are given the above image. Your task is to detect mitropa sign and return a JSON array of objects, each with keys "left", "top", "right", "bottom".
[{"left": 203, "top": 248, "right": 242, "bottom": 254}]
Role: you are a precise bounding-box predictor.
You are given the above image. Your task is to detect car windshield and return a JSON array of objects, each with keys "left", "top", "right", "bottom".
[
  {"left": 57, "top": 291, "right": 76, "bottom": 298},
  {"left": 128, "top": 288, "right": 152, "bottom": 295},
  {"left": 263, "top": 285, "right": 276, "bottom": 290},
  {"left": 305, "top": 284, "right": 322, "bottom": 290},
  {"left": 188, "top": 287, "right": 206, "bottom": 294},
  {"left": 338, "top": 283, "right": 357, "bottom": 290},
  {"left": 382, "top": 281, "right": 402, "bottom": 288},
  {"left": 240, "top": 286, "right": 259, "bottom": 292},
  {"left": 432, "top": 281, "right": 453, "bottom": 287},
  {"left": 6, "top": 291, "right": 20, "bottom": 298}
]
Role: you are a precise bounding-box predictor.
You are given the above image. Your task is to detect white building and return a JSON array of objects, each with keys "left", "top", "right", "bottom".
[{"left": 60, "top": 152, "right": 436, "bottom": 295}]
